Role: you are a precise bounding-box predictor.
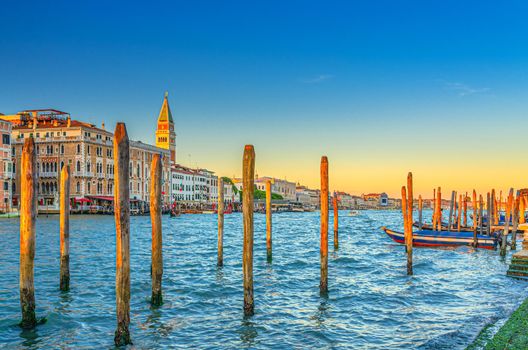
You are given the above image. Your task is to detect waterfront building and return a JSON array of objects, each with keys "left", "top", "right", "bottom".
[
  {"left": 129, "top": 140, "right": 171, "bottom": 204},
  {"left": 155, "top": 92, "right": 177, "bottom": 164},
  {"left": 335, "top": 191, "right": 355, "bottom": 209},
  {"left": 362, "top": 192, "right": 389, "bottom": 207},
  {"left": 234, "top": 176, "right": 297, "bottom": 201},
  {"left": 295, "top": 185, "right": 320, "bottom": 209},
  {"left": 170, "top": 164, "right": 218, "bottom": 205},
  {"left": 0, "top": 119, "right": 13, "bottom": 212},
  {"left": 3, "top": 109, "right": 170, "bottom": 212}
]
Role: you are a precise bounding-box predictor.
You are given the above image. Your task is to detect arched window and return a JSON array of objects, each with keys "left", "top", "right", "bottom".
[
  {"left": 61, "top": 145, "right": 64, "bottom": 154},
  {"left": 87, "top": 182, "right": 91, "bottom": 193},
  {"left": 76, "top": 161, "right": 81, "bottom": 172},
  {"left": 60, "top": 161, "right": 64, "bottom": 171},
  {"left": 77, "top": 144, "right": 81, "bottom": 154},
  {"left": 76, "top": 181, "right": 80, "bottom": 193}
]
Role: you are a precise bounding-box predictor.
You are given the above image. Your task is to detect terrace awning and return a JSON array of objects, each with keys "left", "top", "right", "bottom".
[{"left": 87, "top": 196, "right": 114, "bottom": 202}]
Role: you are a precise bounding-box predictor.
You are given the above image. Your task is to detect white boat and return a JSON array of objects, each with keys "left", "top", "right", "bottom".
[{"left": 349, "top": 210, "right": 360, "bottom": 216}]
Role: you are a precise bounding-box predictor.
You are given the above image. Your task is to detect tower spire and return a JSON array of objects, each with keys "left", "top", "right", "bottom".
[{"left": 155, "top": 92, "right": 176, "bottom": 164}]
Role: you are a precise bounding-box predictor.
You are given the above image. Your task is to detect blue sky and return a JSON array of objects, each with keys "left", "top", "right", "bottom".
[{"left": 1, "top": 1, "right": 527, "bottom": 195}]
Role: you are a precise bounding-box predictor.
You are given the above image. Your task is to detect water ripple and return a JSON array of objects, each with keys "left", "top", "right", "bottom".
[{"left": 0, "top": 211, "right": 527, "bottom": 349}]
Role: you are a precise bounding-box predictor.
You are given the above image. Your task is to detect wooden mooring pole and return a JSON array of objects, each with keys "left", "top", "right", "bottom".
[
  {"left": 60, "top": 165, "right": 71, "bottom": 291},
  {"left": 20, "top": 138, "right": 37, "bottom": 329},
  {"left": 432, "top": 188, "right": 436, "bottom": 228},
  {"left": 486, "top": 192, "right": 491, "bottom": 236},
  {"left": 519, "top": 195, "right": 526, "bottom": 225},
  {"left": 150, "top": 154, "right": 163, "bottom": 306},
  {"left": 217, "top": 178, "right": 224, "bottom": 267},
  {"left": 479, "top": 194, "right": 484, "bottom": 236},
  {"left": 501, "top": 188, "right": 514, "bottom": 255},
  {"left": 472, "top": 190, "right": 478, "bottom": 247},
  {"left": 333, "top": 193, "right": 338, "bottom": 250},
  {"left": 511, "top": 192, "right": 520, "bottom": 251},
  {"left": 448, "top": 191, "right": 455, "bottom": 231},
  {"left": 320, "top": 156, "right": 329, "bottom": 294},
  {"left": 266, "top": 179, "right": 272, "bottom": 262},
  {"left": 491, "top": 189, "right": 496, "bottom": 226},
  {"left": 457, "top": 194, "right": 462, "bottom": 231},
  {"left": 463, "top": 192, "right": 468, "bottom": 227},
  {"left": 405, "top": 172, "right": 413, "bottom": 275},
  {"left": 114, "top": 123, "right": 131, "bottom": 346},
  {"left": 243, "top": 145, "right": 255, "bottom": 316},
  {"left": 436, "top": 187, "right": 442, "bottom": 231},
  {"left": 418, "top": 195, "right": 423, "bottom": 230}
]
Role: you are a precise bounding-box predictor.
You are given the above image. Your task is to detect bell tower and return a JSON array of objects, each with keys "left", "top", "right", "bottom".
[{"left": 155, "top": 91, "right": 176, "bottom": 164}]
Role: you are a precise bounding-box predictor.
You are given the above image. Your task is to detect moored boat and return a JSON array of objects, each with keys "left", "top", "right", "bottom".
[{"left": 382, "top": 226, "right": 497, "bottom": 250}]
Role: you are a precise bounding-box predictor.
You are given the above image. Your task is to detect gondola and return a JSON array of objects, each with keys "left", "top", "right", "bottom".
[
  {"left": 412, "top": 221, "right": 476, "bottom": 232},
  {"left": 382, "top": 226, "right": 497, "bottom": 250}
]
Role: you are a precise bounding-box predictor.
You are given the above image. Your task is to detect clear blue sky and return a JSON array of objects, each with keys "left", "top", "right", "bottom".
[{"left": 1, "top": 1, "right": 527, "bottom": 196}]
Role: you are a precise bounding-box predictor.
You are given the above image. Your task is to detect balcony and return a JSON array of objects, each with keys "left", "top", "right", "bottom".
[{"left": 39, "top": 171, "right": 58, "bottom": 178}]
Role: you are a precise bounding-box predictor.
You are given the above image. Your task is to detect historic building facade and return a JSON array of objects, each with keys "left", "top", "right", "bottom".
[
  {"left": 0, "top": 119, "right": 13, "bottom": 212},
  {"left": 5, "top": 109, "right": 170, "bottom": 211}
]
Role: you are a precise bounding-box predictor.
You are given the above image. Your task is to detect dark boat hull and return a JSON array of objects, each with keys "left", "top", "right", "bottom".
[{"left": 382, "top": 227, "right": 496, "bottom": 250}]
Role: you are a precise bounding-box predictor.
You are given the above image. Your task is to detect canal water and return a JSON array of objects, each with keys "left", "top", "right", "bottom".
[{"left": 0, "top": 211, "right": 527, "bottom": 349}]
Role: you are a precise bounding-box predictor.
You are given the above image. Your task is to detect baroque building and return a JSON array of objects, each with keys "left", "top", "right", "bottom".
[{"left": 3, "top": 109, "right": 170, "bottom": 213}]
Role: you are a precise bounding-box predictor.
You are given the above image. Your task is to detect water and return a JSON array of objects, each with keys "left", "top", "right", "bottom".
[{"left": 0, "top": 210, "right": 526, "bottom": 349}]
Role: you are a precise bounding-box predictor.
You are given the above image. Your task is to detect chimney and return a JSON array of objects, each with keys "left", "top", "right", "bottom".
[
  {"left": 101, "top": 121, "right": 105, "bottom": 130},
  {"left": 32, "top": 116, "right": 37, "bottom": 130},
  {"left": 66, "top": 115, "right": 71, "bottom": 127}
]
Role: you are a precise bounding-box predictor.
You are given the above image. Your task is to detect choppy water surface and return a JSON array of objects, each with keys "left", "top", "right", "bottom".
[{"left": 0, "top": 210, "right": 527, "bottom": 349}]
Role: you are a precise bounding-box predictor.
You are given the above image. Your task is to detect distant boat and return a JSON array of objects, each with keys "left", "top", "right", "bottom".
[
  {"left": 382, "top": 226, "right": 497, "bottom": 250},
  {"left": 349, "top": 210, "right": 360, "bottom": 216}
]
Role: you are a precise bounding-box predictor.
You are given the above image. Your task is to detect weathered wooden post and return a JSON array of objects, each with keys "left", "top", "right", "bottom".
[
  {"left": 448, "top": 191, "right": 455, "bottom": 231},
  {"left": 20, "top": 138, "right": 37, "bottom": 329},
  {"left": 60, "top": 165, "right": 71, "bottom": 291},
  {"left": 491, "top": 189, "right": 496, "bottom": 227},
  {"left": 472, "top": 190, "right": 478, "bottom": 247},
  {"left": 436, "top": 187, "right": 442, "bottom": 231},
  {"left": 511, "top": 193, "right": 520, "bottom": 250},
  {"left": 456, "top": 194, "right": 461, "bottom": 231},
  {"left": 265, "top": 179, "right": 272, "bottom": 262},
  {"left": 405, "top": 172, "right": 413, "bottom": 275},
  {"left": 243, "top": 145, "right": 255, "bottom": 316},
  {"left": 520, "top": 195, "right": 526, "bottom": 225},
  {"left": 501, "top": 188, "right": 514, "bottom": 255},
  {"left": 418, "top": 195, "right": 423, "bottom": 230},
  {"left": 114, "top": 123, "right": 131, "bottom": 345},
  {"left": 217, "top": 178, "right": 224, "bottom": 267},
  {"left": 432, "top": 188, "right": 436, "bottom": 227},
  {"left": 320, "top": 156, "right": 329, "bottom": 294},
  {"left": 463, "top": 192, "right": 468, "bottom": 228},
  {"left": 486, "top": 192, "right": 491, "bottom": 236},
  {"left": 150, "top": 154, "right": 163, "bottom": 306},
  {"left": 479, "top": 194, "right": 484, "bottom": 236},
  {"left": 333, "top": 193, "right": 338, "bottom": 250}
]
